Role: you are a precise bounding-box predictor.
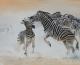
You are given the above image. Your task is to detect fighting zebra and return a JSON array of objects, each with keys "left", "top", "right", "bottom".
[
  {"left": 50, "top": 12, "right": 80, "bottom": 36},
  {"left": 28, "top": 10, "right": 79, "bottom": 54},
  {"left": 17, "top": 18, "right": 35, "bottom": 56},
  {"left": 41, "top": 11, "right": 80, "bottom": 36}
]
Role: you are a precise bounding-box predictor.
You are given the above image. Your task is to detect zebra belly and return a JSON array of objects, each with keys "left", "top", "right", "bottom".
[
  {"left": 57, "top": 30, "right": 75, "bottom": 41},
  {"left": 25, "top": 37, "right": 33, "bottom": 43},
  {"left": 60, "top": 34, "right": 75, "bottom": 41}
]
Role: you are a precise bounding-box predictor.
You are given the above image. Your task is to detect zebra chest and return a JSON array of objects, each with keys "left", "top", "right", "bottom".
[{"left": 25, "top": 31, "right": 35, "bottom": 38}]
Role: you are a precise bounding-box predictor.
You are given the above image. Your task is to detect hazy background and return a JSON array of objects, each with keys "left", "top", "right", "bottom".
[
  {"left": 0, "top": 0, "right": 80, "bottom": 14},
  {"left": 0, "top": 0, "right": 80, "bottom": 58}
]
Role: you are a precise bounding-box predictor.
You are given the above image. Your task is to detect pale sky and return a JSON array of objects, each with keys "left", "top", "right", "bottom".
[
  {"left": 0, "top": 0, "right": 80, "bottom": 12},
  {"left": 0, "top": 0, "right": 80, "bottom": 17}
]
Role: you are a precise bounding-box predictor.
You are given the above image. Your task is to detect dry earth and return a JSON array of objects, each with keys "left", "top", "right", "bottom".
[{"left": 0, "top": 56, "right": 80, "bottom": 65}]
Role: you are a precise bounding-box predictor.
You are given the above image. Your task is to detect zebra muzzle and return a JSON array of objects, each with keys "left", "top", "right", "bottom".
[{"left": 32, "top": 25, "right": 35, "bottom": 29}]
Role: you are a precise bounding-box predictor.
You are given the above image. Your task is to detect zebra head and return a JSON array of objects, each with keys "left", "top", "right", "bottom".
[
  {"left": 21, "top": 18, "right": 35, "bottom": 29},
  {"left": 28, "top": 12, "right": 40, "bottom": 22},
  {"left": 28, "top": 10, "right": 51, "bottom": 22}
]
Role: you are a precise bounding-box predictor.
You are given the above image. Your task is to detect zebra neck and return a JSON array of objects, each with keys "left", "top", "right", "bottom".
[{"left": 26, "top": 28, "right": 32, "bottom": 32}]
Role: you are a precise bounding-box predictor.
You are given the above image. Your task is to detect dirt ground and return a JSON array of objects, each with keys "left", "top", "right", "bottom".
[{"left": 0, "top": 56, "right": 80, "bottom": 65}]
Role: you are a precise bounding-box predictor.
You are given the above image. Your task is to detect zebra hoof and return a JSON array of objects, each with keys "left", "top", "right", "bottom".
[
  {"left": 47, "top": 41, "right": 51, "bottom": 47},
  {"left": 49, "top": 43, "right": 51, "bottom": 47},
  {"left": 24, "top": 52, "right": 27, "bottom": 56}
]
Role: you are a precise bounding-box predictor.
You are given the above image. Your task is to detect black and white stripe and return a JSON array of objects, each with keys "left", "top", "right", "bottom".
[
  {"left": 17, "top": 18, "right": 35, "bottom": 56},
  {"left": 29, "top": 10, "right": 79, "bottom": 54},
  {"left": 51, "top": 12, "right": 80, "bottom": 36}
]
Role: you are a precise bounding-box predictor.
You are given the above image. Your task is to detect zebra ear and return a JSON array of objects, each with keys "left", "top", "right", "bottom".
[
  {"left": 21, "top": 19, "right": 25, "bottom": 24},
  {"left": 24, "top": 17, "right": 26, "bottom": 20},
  {"left": 28, "top": 17, "right": 30, "bottom": 19},
  {"left": 28, "top": 17, "right": 30, "bottom": 18},
  {"left": 21, "top": 21, "right": 24, "bottom": 24},
  {"left": 28, "top": 16, "right": 32, "bottom": 19}
]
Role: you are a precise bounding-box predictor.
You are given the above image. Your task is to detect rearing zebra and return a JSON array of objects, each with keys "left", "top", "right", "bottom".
[
  {"left": 28, "top": 10, "right": 79, "bottom": 54},
  {"left": 17, "top": 18, "right": 35, "bottom": 56}
]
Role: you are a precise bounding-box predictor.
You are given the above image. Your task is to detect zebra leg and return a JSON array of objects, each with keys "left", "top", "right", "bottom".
[
  {"left": 44, "top": 34, "right": 51, "bottom": 47},
  {"left": 71, "top": 45, "right": 75, "bottom": 53},
  {"left": 32, "top": 38, "right": 35, "bottom": 53},
  {"left": 63, "top": 41, "right": 70, "bottom": 55},
  {"left": 24, "top": 46, "right": 27, "bottom": 56},
  {"left": 24, "top": 43, "right": 28, "bottom": 56},
  {"left": 69, "top": 40, "right": 75, "bottom": 53},
  {"left": 24, "top": 37, "right": 28, "bottom": 56},
  {"left": 66, "top": 41, "right": 75, "bottom": 54},
  {"left": 75, "top": 38, "right": 79, "bottom": 50}
]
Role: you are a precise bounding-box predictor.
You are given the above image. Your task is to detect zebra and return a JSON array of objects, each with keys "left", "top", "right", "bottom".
[
  {"left": 28, "top": 10, "right": 79, "bottom": 54},
  {"left": 40, "top": 11, "right": 80, "bottom": 37},
  {"left": 17, "top": 18, "right": 35, "bottom": 56},
  {"left": 51, "top": 12, "right": 80, "bottom": 36}
]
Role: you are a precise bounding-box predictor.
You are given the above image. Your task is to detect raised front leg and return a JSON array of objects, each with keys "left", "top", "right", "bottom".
[{"left": 44, "top": 34, "right": 51, "bottom": 47}]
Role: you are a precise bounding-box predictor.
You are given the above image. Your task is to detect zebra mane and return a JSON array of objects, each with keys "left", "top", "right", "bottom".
[{"left": 37, "top": 10, "right": 51, "bottom": 15}]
